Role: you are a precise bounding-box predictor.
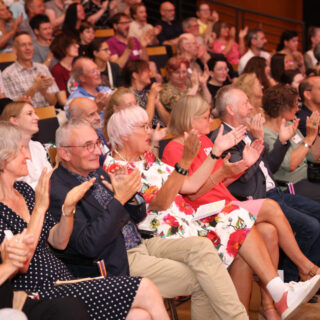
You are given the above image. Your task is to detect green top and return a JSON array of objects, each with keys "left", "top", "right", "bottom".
[{"left": 263, "top": 125, "right": 315, "bottom": 184}]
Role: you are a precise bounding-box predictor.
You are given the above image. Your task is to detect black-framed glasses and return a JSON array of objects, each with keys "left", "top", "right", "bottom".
[{"left": 62, "top": 139, "right": 103, "bottom": 153}]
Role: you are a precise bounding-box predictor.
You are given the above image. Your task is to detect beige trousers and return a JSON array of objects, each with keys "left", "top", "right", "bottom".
[{"left": 127, "top": 236, "right": 248, "bottom": 320}]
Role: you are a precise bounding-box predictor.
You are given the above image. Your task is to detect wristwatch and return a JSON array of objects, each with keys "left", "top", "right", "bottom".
[{"left": 302, "top": 141, "right": 311, "bottom": 148}]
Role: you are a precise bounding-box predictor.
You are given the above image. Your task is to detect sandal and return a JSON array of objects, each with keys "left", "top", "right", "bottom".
[{"left": 299, "top": 265, "right": 319, "bottom": 281}]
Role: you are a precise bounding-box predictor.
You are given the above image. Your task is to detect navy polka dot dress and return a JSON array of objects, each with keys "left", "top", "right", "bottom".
[{"left": 0, "top": 182, "right": 141, "bottom": 320}]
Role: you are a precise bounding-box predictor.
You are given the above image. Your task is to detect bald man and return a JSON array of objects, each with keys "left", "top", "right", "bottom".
[
  {"left": 156, "top": 1, "right": 182, "bottom": 45},
  {"left": 69, "top": 97, "right": 109, "bottom": 163}
]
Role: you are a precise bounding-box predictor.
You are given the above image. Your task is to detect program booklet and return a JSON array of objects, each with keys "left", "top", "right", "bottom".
[{"left": 192, "top": 200, "right": 226, "bottom": 221}]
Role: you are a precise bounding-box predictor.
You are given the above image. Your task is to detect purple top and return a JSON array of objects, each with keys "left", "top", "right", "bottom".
[{"left": 107, "top": 36, "right": 141, "bottom": 60}]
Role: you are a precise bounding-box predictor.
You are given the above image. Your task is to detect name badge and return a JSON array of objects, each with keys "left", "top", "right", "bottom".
[
  {"left": 291, "top": 134, "right": 302, "bottom": 144},
  {"left": 132, "top": 50, "right": 140, "bottom": 56}
]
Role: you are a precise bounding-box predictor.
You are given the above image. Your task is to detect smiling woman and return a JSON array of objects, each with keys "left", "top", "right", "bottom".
[{"left": 0, "top": 101, "right": 52, "bottom": 189}]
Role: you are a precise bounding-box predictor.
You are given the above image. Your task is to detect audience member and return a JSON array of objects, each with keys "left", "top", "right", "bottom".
[
  {"left": 20, "top": 0, "right": 45, "bottom": 39},
  {"left": 0, "top": 121, "right": 167, "bottom": 320},
  {"left": 177, "top": 33, "right": 201, "bottom": 70},
  {"left": 65, "top": 57, "right": 112, "bottom": 117},
  {"left": 0, "top": 0, "right": 22, "bottom": 52},
  {"left": 270, "top": 52, "right": 289, "bottom": 84},
  {"left": 123, "top": 59, "right": 169, "bottom": 126},
  {"left": 50, "top": 33, "right": 79, "bottom": 103},
  {"left": 105, "top": 104, "right": 320, "bottom": 319},
  {"left": 103, "top": 87, "right": 136, "bottom": 136},
  {"left": 62, "top": 2, "right": 86, "bottom": 38},
  {"left": 212, "top": 21, "right": 247, "bottom": 65},
  {"left": 0, "top": 230, "right": 90, "bottom": 320},
  {"left": 8, "top": 0, "right": 26, "bottom": 21},
  {"left": 2, "top": 32, "right": 59, "bottom": 108},
  {"left": 107, "top": 12, "right": 148, "bottom": 68},
  {"left": 211, "top": 85, "right": 320, "bottom": 282},
  {"left": 277, "top": 30, "right": 305, "bottom": 74},
  {"left": 84, "top": 0, "right": 110, "bottom": 28},
  {"left": 238, "top": 28, "right": 270, "bottom": 74},
  {"left": 51, "top": 118, "right": 249, "bottom": 320},
  {"left": 196, "top": 2, "right": 219, "bottom": 36},
  {"left": 78, "top": 21, "right": 95, "bottom": 57},
  {"left": 243, "top": 56, "right": 273, "bottom": 90},
  {"left": 233, "top": 72, "right": 264, "bottom": 116},
  {"left": 156, "top": 1, "right": 183, "bottom": 46},
  {"left": 297, "top": 76, "right": 320, "bottom": 136},
  {"left": 129, "top": 3, "right": 160, "bottom": 46},
  {"left": 29, "top": 14, "right": 55, "bottom": 68},
  {"left": 0, "top": 101, "right": 51, "bottom": 189},
  {"left": 280, "top": 69, "right": 304, "bottom": 90},
  {"left": 206, "top": 56, "right": 229, "bottom": 100},
  {"left": 44, "top": 0, "right": 65, "bottom": 30},
  {"left": 69, "top": 97, "right": 109, "bottom": 163},
  {"left": 263, "top": 84, "right": 320, "bottom": 202},
  {"left": 305, "top": 27, "right": 320, "bottom": 70},
  {"left": 182, "top": 17, "right": 199, "bottom": 36}
]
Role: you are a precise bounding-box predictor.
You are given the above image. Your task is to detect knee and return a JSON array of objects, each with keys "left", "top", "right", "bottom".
[
  {"left": 262, "top": 199, "right": 283, "bottom": 217},
  {"left": 126, "top": 308, "right": 152, "bottom": 320},
  {"left": 256, "top": 223, "right": 278, "bottom": 248},
  {"left": 138, "top": 278, "right": 162, "bottom": 300}
]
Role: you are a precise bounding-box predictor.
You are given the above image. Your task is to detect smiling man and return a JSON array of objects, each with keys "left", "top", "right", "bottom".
[{"left": 2, "top": 31, "right": 59, "bottom": 108}]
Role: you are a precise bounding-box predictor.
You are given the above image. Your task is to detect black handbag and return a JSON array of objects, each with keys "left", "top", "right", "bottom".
[{"left": 307, "top": 161, "right": 320, "bottom": 182}]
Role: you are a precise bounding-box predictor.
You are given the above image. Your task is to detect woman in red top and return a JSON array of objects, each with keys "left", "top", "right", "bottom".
[{"left": 162, "top": 94, "right": 320, "bottom": 319}]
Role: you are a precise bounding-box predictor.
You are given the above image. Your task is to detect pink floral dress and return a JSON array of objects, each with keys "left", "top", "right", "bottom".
[{"left": 104, "top": 152, "right": 256, "bottom": 268}]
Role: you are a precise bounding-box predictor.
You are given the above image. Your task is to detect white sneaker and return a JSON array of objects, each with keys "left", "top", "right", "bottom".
[{"left": 275, "top": 275, "right": 320, "bottom": 319}]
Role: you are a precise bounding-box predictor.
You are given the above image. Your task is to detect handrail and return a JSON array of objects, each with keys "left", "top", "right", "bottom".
[{"left": 211, "top": 0, "right": 303, "bottom": 26}]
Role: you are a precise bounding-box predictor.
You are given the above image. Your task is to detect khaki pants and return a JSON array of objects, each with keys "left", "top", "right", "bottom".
[{"left": 127, "top": 236, "right": 248, "bottom": 320}]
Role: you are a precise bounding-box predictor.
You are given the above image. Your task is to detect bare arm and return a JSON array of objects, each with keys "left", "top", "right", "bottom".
[
  {"left": 45, "top": 9, "right": 65, "bottom": 30},
  {"left": 238, "top": 26, "right": 248, "bottom": 55},
  {"left": 87, "top": 0, "right": 109, "bottom": 25}
]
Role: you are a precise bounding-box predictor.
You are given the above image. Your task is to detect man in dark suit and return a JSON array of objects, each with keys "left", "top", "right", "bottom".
[
  {"left": 210, "top": 85, "right": 320, "bottom": 282},
  {"left": 49, "top": 119, "right": 248, "bottom": 320}
]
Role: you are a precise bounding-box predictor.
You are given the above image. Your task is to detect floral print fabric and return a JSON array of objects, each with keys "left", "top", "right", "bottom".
[{"left": 104, "top": 152, "right": 256, "bottom": 267}]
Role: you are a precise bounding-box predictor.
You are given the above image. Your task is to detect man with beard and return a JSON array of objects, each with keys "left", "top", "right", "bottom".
[
  {"left": 238, "top": 28, "right": 270, "bottom": 74},
  {"left": 107, "top": 12, "right": 148, "bottom": 68}
]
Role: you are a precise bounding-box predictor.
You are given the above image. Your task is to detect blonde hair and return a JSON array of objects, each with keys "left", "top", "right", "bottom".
[
  {"left": 168, "top": 95, "right": 210, "bottom": 136},
  {"left": 233, "top": 73, "right": 257, "bottom": 100},
  {"left": 103, "top": 87, "right": 135, "bottom": 137},
  {"left": 0, "top": 102, "right": 28, "bottom": 121}
]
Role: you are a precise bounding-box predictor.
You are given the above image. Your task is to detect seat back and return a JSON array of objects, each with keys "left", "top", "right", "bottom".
[
  {"left": 146, "top": 46, "right": 169, "bottom": 72},
  {"left": 0, "top": 52, "right": 16, "bottom": 71}
]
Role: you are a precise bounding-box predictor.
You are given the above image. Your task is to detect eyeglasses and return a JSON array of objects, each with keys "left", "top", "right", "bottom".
[
  {"left": 117, "top": 20, "right": 132, "bottom": 24},
  {"left": 62, "top": 139, "right": 103, "bottom": 152},
  {"left": 133, "top": 123, "right": 151, "bottom": 131}
]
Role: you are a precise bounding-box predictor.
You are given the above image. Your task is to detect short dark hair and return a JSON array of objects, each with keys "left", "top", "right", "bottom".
[
  {"left": 130, "top": 3, "right": 145, "bottom": 19},
  {"left": 29, "top": 14, "right": 50, "bottom": 31},
  {"left": 277, "top": 30, "right": 298, "bottom": 51},
  {"left": 280, "top": 69, "right": 300, "bottom": 85},
  {"left": 299, "top": 77, "right": 313, "bottom": 102},
  {"left": 262, "top": 84, "right": 298, "bottom": 118},
  {"left": 110, "top": 12, "right": 130, "bottom": 28},
  {"left": 245, "top": 28, "right": 264, "bottom": 48},
  {"left": 122, "top": 59, "right": 149, "bottom": 87},
  {"left": 79, "top": 21, "right": 95, "bottom": 34},
  {"left": 13, "top": 31, "right": 31, "bottom": 41},
  {"left": 87, "top": 38, "right": 105, "bottom": 59},
  {"left": 207, "top": 56, "right": 228, "bottom": 72},
  {"left": 50, "top": 33, "right": 77, "bottom": 60}
]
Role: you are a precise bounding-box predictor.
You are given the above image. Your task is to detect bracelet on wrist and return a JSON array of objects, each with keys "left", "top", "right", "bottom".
[
  {"left": 62, "top": 205, "right": 76, "bottom": 217},
  {"left": 302, "top": 141, "right": 311, "bottom": 148},
  {"left": 174, "top": 163, "right": 189, "bottom": 176},
  {"left": 210, "top": 151, "right": 219, "bottom": 160}
]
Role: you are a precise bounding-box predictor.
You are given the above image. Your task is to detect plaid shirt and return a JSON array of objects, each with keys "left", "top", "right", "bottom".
[{"left": 2, "top": 61, "right": 59, "bottom": 108}]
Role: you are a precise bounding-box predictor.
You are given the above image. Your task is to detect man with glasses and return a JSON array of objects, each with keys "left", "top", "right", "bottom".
[
  {"left": 49, "top": 119, "right": 249, "bottom": 320},
  {"left": 297, "top": 76, "right": 320, "bottom": 136},
  {"left": 107, "top": 12, "right": 148, "bottom": 68},
  {"left": 156, "top": 1, "right": 182, "bottom": 46}
]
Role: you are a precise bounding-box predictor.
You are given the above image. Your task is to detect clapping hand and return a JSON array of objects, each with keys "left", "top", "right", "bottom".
[
  {"left": 279, "top": 118, "right": 299, "bottom": 144},
  {"left": 221, "top": 153, "right": 248, "bottom": 178},
  {"left": 152, "top": 123, "right": 168, "bottom": 142},
  {"left": 243, "top": 139, "right": 264, "bottom": 167},
  {"left": 102, "top": 168, "right": 141, "bottom": 205},
  {"left": 248, "top": 113, "right": 264, "bottom": 139},
  {"left": 212, "top": 124, "right": 246, "bottom": 156},
  {"left": 181, "top": 130, "right": 201, "bottom": 165},
  {"left": 239, "top": 26, "right": 248, "bottom": 39},
  {"left": 34, "top": 168, "right": 53, "bottom": 213},
  {"left": 306, "top": 111, "right": 320, "bottom": 144}
]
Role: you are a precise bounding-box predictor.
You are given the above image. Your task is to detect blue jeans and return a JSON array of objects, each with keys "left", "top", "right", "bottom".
[{"left": 266, "top": 187, "right": 320, "bottom": 282}]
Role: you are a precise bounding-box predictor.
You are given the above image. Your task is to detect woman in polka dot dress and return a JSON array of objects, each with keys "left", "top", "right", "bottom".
[{"left": 0, "top": 122, "right": 169, "bottom": 320}]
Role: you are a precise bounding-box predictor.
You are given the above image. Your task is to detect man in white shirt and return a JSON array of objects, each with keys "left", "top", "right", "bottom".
[
  {"left": 238, "top": 28, "right": 270, "bottom": 74},
  {"left": 304, "top": 26, "right": 320, "bottom": 70}
]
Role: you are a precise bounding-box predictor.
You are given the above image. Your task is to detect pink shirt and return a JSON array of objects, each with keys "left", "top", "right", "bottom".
[{"left": 212, "top": 40, "right": 241, "bottom": 65}]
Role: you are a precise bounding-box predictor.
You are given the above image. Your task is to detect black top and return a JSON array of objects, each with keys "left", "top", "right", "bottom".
[
  {"left": 296, "top": 104, "right": 312, "bottom": 137},
  {"left": 156, "top": 19, "right": 183, "bottom": 44}
]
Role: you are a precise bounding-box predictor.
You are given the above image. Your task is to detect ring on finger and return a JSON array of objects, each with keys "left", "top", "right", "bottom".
[{"left": 313, "top": 121, "right": 317, "bottom": 126}]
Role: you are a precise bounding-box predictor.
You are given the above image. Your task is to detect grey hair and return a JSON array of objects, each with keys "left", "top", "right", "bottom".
[
  {"left": 56, "top": 119, "right": 92, "bottom": 148},
  {"left": 177, "top": 33, "right": 193, "bottom": 55},
  {"left": 182, "top": 17, "right": 198, "bottom": 32},
  {"left": 68, "top": 105, "right": 85, "bottom": 120},
  {"left": 0, "top": 121, "right": 21, "bottom": 171},
  {"left": 213, "top": 85, "right": 243, "bottom": 119},
  {"left": 71, "top": 57, "right": 93, "bottom": 83}
]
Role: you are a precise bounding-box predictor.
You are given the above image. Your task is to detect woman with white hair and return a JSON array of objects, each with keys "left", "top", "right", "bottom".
[
  {"left": 0, "top": 121, "right": 170, "bottom": 320},
  {"left": 0, "top": 101, "right": 52, "bottom": 189},
  {"left": 104, "top": 103, "right": 320, "bottom": 320}
]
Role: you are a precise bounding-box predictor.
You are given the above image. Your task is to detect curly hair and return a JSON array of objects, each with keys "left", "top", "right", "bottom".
[{"left": 262, "top": 84, "right": 298, "bottom": 118}]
